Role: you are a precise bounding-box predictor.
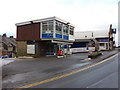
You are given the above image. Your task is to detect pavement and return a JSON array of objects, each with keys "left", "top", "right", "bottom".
[
  {"left": 0, "top": 59, "right": 15, "bottom": 67},
  {"left": 2, "top": 49, "right": 119, "bottom": 88}
]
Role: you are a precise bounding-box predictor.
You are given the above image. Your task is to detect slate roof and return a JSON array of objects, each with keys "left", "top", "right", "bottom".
[{"left": 2, "top": 37, "right": 16, "bottom": 47}]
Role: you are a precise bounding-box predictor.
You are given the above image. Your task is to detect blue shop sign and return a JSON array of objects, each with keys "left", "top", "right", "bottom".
[
  {"left": 63, "top": 35, "right": 68, "bottom": 40},
  {"left": 64, "top": 45, "right": 68, "bottom": 48},
  {"left": 42, "top": 33, "right": 53, "bottom": 38},
  {"left": 56, "top": 34, "right": 62, "bottom": 39}
]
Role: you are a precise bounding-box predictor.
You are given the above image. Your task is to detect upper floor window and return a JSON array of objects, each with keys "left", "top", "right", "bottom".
[
  {"left": 42, "top": 21, "right": 53, "bottom": 33},
  {"left": 48, "top": 21, "right": 53, "bottom": 31},
  {"left": 70, "top": 26, "right": 74, "bottom": 35},
  {"left": 42, "top": 22, "right": 47, "bottom": 33},
  {"left": 63, "top": 24, "right": 69, "bottom": 35},
  {"left": 56, "top": 21, "right": 62, "bottom": 34}
]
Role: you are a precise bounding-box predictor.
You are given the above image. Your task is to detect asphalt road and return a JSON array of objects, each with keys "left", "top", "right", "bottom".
[
  {"left": 2, "top": 49, "right": 119, "bottom": 88},
  {"left": 25, "top": 52, "right": 119, "bottom": 88}
]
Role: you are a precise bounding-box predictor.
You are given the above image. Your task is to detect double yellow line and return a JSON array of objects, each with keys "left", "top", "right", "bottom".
[{"left": 16, "top": 53, "right": 118, "bottom": 89}]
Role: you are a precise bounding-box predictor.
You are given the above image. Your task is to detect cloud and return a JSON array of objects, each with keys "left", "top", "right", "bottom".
[{"left": 0, "top": 0, "right": 118, "bottom": 38}]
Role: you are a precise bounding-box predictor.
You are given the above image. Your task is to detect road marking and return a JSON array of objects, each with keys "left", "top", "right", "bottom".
[{"left": 17, "top": 53, "right": 119, "bottom": 89}]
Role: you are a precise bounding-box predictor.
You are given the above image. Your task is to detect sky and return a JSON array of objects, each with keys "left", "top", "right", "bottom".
[{"left": 0, "top": 0, "right": 119, "bottom": 44}]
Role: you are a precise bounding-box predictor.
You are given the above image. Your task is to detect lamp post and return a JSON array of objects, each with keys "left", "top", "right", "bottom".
[{"left": 108, "top": 24, "right": 113, "bottom": 50}]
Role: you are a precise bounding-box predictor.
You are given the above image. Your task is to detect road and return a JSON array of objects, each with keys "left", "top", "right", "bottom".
[
  {"left": 21, "top": 52, "right": 119, "bottom": 88},
  {"left": 2, "top": 49, "right": 119, "bottom": 88}
]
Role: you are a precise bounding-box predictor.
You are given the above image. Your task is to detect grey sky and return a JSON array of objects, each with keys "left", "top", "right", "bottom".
[{"left": 0, "top": 0, "right": 118, "bottom": 41}]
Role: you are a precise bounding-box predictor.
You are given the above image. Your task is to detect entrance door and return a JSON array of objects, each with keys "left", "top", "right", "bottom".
[{"left": 46, "top": 42, "right": 57, "bottom": 56}]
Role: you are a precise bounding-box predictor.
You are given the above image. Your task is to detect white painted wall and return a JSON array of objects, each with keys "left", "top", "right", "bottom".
[
  {"left": 69, "top": 35, "right": 75, "bottom": 41},
  {"left": 75, "top": 30, "right": 109, "bottom": 40},
  {"left": 75, "top": 31, "right": 93, "bottom": 39}
]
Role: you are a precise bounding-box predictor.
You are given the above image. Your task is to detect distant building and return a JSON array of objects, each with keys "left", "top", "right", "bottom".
[
  {"left": 1, "top": 33, "right": 16, "bottom": 57},
  {"left": 16, "top": 16, "right": 75, "bottom": 57},
  {"left": 72, "top": 25, "right": 115, "bottom": 53},
  {"left": 93, "top": 30, "right": 110, "bottom": 50},
  {"left": 71, "top": 31, "right": 97, "bottom": 53}
]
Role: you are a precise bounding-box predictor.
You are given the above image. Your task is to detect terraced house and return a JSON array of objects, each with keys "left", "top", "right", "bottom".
[{"left": 1, "top": 34, "right": 16, "bottom": 57}]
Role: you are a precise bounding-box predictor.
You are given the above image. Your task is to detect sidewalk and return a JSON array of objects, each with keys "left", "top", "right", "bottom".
[
  {"left": 2, "top": 49, "right": 119, "bottom": 88},
  {"left": 0, "top": 59, "right": 15, "bottom": 67}
]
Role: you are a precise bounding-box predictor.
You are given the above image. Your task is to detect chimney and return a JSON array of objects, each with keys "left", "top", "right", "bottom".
[
  {"left": 2, "top": 33, "right": 7, "bottom": 37},
  {"left": 10, "top": 36, "right": 14, "bottom": 38}
]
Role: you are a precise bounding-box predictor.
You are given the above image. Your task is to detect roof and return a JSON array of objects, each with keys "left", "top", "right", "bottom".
[
  {"left": 2, "top": 37, "right": 16, "bottom": 47},
  {"left": 15, "top": 16, "right": 75, "bottom": 27}
]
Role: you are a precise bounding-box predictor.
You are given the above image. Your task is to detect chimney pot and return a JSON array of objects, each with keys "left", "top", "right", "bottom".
[
  {"left": 2, "top": 33, "right": 6, "bottom": 37},
  {"left": 10, "top": 36, "right": 13, "bottom": 38}
]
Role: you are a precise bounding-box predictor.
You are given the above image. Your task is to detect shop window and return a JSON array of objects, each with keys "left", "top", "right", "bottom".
[
  {"left": 71, "top": 42, "right": 86, "bottom": 48},
  {"left": 100, "top": 43, "right": 104, "bottom": 46}
]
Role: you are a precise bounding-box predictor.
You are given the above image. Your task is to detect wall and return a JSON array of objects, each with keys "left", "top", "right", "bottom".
[
  {"left": 75, "top": 31, "right": 93, "bottom": 39},
  {"left": 17, "top": 41, "right": 27, "bottom": 56},
  {"left": 17, "top": 23, "right": 40, "bottom": 41},
  {"left": 75, "top": 31, "right": 109, "bottom": 40},
  {"left": 93, "top": 30, "right": 109, "bottom": 38}
]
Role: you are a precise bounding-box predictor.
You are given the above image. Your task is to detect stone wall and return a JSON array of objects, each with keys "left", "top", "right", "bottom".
[{"left": 17, "top": 41, "right": 27, "bottom": 56}]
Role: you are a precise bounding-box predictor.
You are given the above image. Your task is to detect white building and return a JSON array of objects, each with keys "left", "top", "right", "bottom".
[
  {"left": 71, "top": 31, "right": 95, "bottom": 53},
  {"left": 73, "top": 29, "right": 113, "bottom": 52},
  {"left": 75, "top": 31, "right": 94, "bottom": 39},
  {"left": 93, "top": 30, "right": 110, "bottom": 50}
]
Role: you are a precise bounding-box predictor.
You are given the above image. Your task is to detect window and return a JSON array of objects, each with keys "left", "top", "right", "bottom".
[
  {"left": 42, "top": 21, "right": 53, "bottom": 33},
  {"left": 63, "top": 24, "right": 68, "bottom": 35},
  {"left": 56, "top": 21, "right": 62, "bottom": 34},
  {"left": 42, "top": 22, "right": 47, "bottom": 33},
  {"left": 48, "top": 21, "right": 53, "bottom": 32},
  {"left": 70, "top": 26, "right": 74, "bottom": 35}
]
